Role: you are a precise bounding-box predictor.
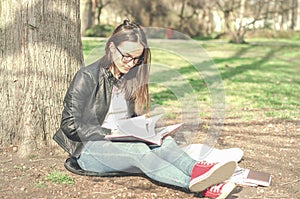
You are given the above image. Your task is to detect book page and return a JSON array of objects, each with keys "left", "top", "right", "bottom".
[
  {"left": 115, "top": 114, "right": 163, "bottom": 138},
  {"left": 146, "top": 114, "right": 163, "bottom": 135},
  {"left": 156, "top": 123, "right": 183, "bottom": 137},
  {"left": 105, "top": 114, "right": 182, "bottom": 145},
  {"left": 116, "top": 115, "right": 147, "bottom": 137}
]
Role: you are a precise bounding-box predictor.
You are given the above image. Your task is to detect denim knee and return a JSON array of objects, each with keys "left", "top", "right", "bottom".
[
  {"left": 162, "top": 136, "right": 177, "bottom": 147},
  {"left": 128, "top": 142, "right": 152, "bottom": 154}
]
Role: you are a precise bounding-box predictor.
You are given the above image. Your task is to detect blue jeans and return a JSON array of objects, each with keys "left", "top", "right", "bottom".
[{"left": 77, "top": 136, "right": 196, "bottom": 189}]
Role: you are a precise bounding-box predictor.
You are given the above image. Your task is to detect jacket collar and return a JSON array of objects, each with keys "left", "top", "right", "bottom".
[{"left": 103, "top": 67, "right": 124, "bottom": 88}]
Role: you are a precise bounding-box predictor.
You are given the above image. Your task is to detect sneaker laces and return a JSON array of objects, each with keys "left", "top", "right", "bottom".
[
  {"left": 197, "top": 161, "right": 217, "bottom": 166},
  {"left": 207, "top": 183, "right": 224, "bottom": 193}
]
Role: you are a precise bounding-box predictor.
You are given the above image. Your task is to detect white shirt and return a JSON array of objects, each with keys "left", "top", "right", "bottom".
[{"left": 101, "top": 86, "right": 128, "bottom": 131}]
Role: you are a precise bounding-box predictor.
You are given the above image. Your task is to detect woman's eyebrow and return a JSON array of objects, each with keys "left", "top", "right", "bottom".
[
  {"left": 125, "top": 51, "right": 142, "bottom": 58},
  {"left": 124, "top": 52, "right": 134, "bottom": 57}
]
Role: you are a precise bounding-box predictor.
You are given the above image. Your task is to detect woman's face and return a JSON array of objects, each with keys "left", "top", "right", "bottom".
[{"left": 110, "top": 41, "right": 144, "bottom": 74}]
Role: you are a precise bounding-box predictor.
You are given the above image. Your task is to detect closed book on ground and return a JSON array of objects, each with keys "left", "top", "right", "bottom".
[{"left": 244, "top": 169, "right": 272, "bottom": 187}]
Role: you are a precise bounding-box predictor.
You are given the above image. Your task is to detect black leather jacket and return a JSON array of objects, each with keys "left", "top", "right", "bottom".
[{"left": 53, "top": 59, "right": 136, "bottom": 157}]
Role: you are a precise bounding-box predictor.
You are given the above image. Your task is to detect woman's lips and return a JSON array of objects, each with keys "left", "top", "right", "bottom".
[{"left": 123, "top": 66, "right": 131, "bottom": 72}]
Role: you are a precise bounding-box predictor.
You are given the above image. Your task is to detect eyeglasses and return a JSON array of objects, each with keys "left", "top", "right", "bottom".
[{"left": 115, "top": 46, "right": 144, "bottom": 65}]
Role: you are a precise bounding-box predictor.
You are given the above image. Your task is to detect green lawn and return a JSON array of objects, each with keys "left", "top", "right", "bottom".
[{"left": 82, "top": 38, "right": 300, "bottom": 121}]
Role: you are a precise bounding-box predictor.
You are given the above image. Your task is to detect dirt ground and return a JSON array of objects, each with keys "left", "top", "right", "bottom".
[{"left": 1, "top": 113, "right": 299, "bottom": 199}]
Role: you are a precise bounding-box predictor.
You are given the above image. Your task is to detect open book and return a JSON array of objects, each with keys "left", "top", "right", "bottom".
[{"left": 104, "top": 114, "right": 183, "bottom": 146}]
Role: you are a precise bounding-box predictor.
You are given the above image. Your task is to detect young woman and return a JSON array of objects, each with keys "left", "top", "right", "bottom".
[{"left": 53, "top": 19, "right": 237, "bottom": 197}]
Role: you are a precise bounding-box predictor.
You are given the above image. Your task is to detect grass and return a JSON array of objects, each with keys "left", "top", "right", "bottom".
[
  {"left": 205, "top": 41, "right": 300, "bottom": 119},
  {"left": 81, "top": 38, "right": 300, "bottom": 121},
  {"left": 47, "top": 169, "right": 74, "bottom": 185}
]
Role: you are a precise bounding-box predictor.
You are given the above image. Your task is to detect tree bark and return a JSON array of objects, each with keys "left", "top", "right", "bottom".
[{"left": 0, "top": 0, "right": 83, "bottom": 157}]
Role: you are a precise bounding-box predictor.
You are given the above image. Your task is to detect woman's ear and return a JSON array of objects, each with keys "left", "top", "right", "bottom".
[{"left": 109, "top": 42, "right": 115, "bottom": 52}]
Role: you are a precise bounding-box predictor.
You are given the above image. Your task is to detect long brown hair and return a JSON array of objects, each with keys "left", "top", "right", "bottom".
[{"left": 103, "top": 19, "right": 151, "bottom": 115}]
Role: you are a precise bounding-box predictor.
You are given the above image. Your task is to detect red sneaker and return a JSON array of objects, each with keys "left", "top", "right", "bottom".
[
  {"left": 201, "top": 182, "right": 236, "bottom": 199},
  {"left": 189, "top": 161, "right": 237, "bottom": 192}
]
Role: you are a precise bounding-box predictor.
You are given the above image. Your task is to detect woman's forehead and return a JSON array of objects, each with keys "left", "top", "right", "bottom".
[{"left": 118, "top": 41, "right": 144, "bottom": 56}]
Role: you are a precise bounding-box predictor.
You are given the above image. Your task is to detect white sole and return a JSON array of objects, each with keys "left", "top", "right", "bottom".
[
  {"left": 215, "top": 182, "right": 236, "bottom": 199},
  {"left": 189, "top": 161, "right": 237, "bottom": 192}
]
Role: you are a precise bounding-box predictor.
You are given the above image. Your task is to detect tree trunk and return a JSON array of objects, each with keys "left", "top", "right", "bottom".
[
  {"left": 290, "top": 0, "right": 296, "bottom": 30},
  {"left": 97, "top": 0, "right": 112, "bottom": 25},
  {"left": 178, "top": 0, "right": 186, "bottom": 30},
  {"left": 97, "top": 6, "right": 102, "bottom": 25},
  {"left": 296, "top": 0, "right": 300, "bottom": 30},
  {"left": 0, "top": 0, "right": 83, "bottom": 157},
  {"left": 81, "top": 0, "right": 94, "bottom": 35}
]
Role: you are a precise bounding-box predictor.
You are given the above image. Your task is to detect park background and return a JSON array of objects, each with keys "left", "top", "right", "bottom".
[{"left": 0, "top": 0, "right": 299, "bottom": 198}]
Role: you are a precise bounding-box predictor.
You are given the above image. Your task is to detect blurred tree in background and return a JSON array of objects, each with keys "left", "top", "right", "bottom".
[{"left": 80, "top": 0, "right": 300, "bottom": 43}]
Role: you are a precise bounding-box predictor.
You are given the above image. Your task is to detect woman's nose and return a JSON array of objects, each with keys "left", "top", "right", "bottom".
[{"left": 127, "top": 59, "right": 136, "bottom": 68}]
